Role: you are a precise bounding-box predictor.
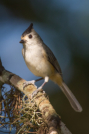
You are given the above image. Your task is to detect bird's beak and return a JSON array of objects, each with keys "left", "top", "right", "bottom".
[{"left": 19, "top": 40, "right": 26, "bottom": 43}]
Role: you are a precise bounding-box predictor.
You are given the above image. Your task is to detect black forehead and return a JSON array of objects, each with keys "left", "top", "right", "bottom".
[{"left": 22, "top": 23, "right": 33, "bottom": 37}]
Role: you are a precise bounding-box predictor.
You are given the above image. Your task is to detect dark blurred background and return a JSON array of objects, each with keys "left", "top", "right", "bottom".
[{"left": 0, "top": 0, "right": 89, "bottom": 134}]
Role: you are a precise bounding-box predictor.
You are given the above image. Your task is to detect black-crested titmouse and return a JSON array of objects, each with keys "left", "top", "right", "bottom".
[{"left": 19, "top": 23, "right": 82, "bottom": 112}]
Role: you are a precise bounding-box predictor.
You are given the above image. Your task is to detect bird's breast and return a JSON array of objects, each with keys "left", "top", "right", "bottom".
[{"left": 22, "top": 46, "right": 55, "bottom": 77}]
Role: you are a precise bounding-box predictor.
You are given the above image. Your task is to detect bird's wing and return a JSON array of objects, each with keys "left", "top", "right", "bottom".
[{"left": 42, "top": 43, "right": 62, "bottom": 77}]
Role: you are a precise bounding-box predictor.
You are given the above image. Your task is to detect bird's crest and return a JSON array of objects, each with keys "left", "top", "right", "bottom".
[{"left": 22, "top": 23, "right": 33, "bottom": 37}]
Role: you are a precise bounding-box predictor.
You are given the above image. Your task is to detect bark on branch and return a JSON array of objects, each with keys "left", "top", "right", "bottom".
[{"left": 0, "top": 59, "right": 72, "bottom": 134}]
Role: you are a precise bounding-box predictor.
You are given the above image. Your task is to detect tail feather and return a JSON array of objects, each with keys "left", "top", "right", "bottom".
[{"left": 59, "top": 82, "right": 82, "bottom": 112}]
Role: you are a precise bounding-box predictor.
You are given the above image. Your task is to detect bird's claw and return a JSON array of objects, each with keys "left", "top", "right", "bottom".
[
  {"left": 32, "top": 88, "right": 43, "bottom": 98},
  {"left": 23, "top": 80, "right": 37, "bottom": 89}
]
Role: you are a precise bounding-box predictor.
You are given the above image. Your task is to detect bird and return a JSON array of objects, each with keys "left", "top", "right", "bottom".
[{"left": 19, "top": 23, "right": 82, "bottom": 112}]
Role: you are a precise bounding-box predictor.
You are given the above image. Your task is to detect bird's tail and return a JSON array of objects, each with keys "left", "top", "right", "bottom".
[{"left": 59, "top": 82, "right": 82, "bottom": 112}]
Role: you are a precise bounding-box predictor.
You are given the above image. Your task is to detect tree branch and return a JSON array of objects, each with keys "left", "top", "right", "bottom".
[{"left": 0, "top": 59, "right": 72, "bottom": 134}]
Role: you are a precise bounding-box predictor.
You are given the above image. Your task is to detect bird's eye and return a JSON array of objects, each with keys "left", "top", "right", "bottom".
[{"left": 28, "top": 34, "right": 32, "bottom": 39}]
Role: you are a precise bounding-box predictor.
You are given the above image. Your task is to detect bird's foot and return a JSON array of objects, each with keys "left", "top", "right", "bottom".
[
  {"left": 23, "top": 80, "right": 37, "bottom": 89},
  {"left": 32, "top": 87, "right": 43, "bottom": 98}
]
